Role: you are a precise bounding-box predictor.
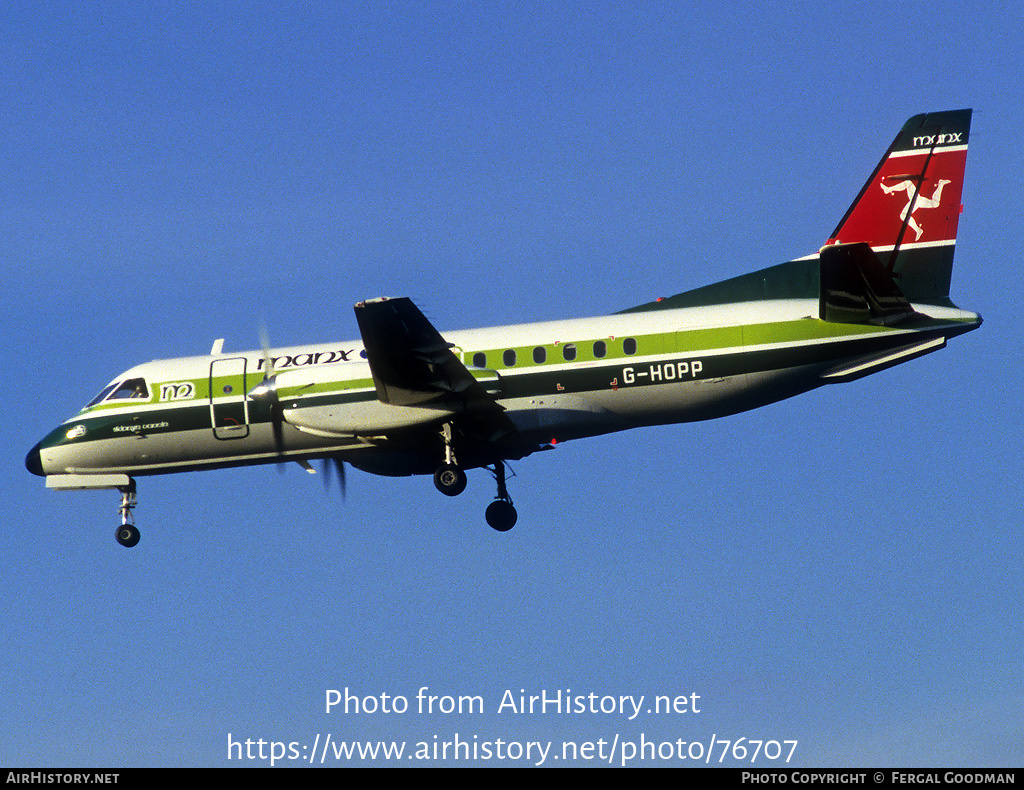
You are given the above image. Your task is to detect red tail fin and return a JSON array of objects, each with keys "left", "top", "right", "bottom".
[{"left": 827, "top": 109, "right": 971, "bottom": 251}]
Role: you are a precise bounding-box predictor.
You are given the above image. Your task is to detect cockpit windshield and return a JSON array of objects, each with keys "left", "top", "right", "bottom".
[
  {"left": 83, "top": 378, "right": 150, "bottom": 409},
  {"left": 85, "top": 383, "right": 119, "bottom": 409}
]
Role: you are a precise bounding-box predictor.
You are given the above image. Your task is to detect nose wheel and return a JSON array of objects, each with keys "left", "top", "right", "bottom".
[
  {"left": 115, "top": 479, "right": 140, "bottom": 548},
  {"left": 116, "top": 523, "right": 140, "bottom": 548}
]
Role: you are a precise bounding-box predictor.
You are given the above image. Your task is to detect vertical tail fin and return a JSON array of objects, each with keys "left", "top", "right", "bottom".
[{"left": 826, "top": 109, "right": 972, "bottom": 305}]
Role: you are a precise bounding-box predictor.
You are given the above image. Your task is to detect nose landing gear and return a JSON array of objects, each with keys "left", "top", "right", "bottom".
[{"left": 115, "top": 479, "right": 140, "bottom": 548}]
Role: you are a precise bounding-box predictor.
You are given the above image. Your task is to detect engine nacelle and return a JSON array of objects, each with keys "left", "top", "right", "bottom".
[{"left": 283, "top": 401, "right": 455, "bottom": 436}]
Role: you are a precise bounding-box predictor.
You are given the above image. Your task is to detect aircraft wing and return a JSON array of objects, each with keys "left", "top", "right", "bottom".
[{"left": 353, "top": 297, "right": 519, "bottom": 443}]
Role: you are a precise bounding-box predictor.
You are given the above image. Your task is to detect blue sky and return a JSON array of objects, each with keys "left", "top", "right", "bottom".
[{"left": 3, "top": 1, "right": 1021, "bottom": 767}]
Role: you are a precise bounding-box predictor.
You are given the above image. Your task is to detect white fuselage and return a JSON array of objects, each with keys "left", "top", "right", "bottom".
[{"left": 27, "top": 298, "right": 980, "bottom": 482}]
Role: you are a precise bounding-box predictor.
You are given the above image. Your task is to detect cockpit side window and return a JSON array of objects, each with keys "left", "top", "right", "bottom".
[
  {"left": 82, "top": 377, "right": 150, "bottom": 410},
  {"left": 108, "top": 378, "right": 150, "bottom": 400}
]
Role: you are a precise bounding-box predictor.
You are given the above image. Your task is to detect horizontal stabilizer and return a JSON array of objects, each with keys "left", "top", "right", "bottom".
[
  {"left": 819, "top": 242, "right": 916, "bottom": 325},
  {"left": 822, "top": 337, "right": 946, "bottom": 382}
]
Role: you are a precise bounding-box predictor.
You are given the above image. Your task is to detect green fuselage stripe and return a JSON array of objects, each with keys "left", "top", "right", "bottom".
[{"left": 43, "top": 318, "right": 967, "bottom": 457}]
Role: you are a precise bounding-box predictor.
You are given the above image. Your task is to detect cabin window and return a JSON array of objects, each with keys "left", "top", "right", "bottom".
[
  {"left": 593, "top": 340, "right": 607, "bottom": 358},
  {"left": 623, "top": 337, "right": 637, "bottom": 355},
  {"left": 108, "top": 378, "right": 150, "bottom": 400},
  {"left": 503, "top": 349, "right": 517, "bottom": 367},
  {"left": 472, "top": 352, "right": 486, "bottom": 368},
  {"left": 562, "top": 343, "right": 577, "bottom": 362},
  {"left": 533, "top": 346, "right": 546, "bottom": 364}
]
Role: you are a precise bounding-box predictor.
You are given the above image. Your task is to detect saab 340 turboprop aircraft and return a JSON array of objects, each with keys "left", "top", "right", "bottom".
[{"left": 26, "top": 109, "right": 981, "bottom": 546}]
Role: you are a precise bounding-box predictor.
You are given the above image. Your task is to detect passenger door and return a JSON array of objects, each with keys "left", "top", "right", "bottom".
[{"left": 209, "top": 357, "right": 250, "bottom": 439}]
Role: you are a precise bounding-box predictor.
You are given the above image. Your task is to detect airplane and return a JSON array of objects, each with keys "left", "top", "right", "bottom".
[{"left": 26, "top": 109, "right": 981, "bottom": 547}]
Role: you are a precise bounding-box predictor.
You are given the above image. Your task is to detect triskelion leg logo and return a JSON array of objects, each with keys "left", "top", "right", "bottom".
[{"left": 880, "top": 177, "right": 952, "bottom": 241}]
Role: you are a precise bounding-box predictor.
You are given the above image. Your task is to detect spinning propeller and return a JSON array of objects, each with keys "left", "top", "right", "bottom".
[
  {"left": 254, "top": 326, "right": 286, "bottom": 455},
  {"left": 248, "top": 326, "right": 347, "bottom": 496},
  {"left": 321, "top": 456, "right": 347, "bottom": 498}
]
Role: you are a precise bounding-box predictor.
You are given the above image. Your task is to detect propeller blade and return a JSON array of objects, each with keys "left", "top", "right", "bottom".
[
  {"left": 259, "top": 324, "right": 275, "bottom": 378},
  {"left": 321, "top": 456, "right": 347, "bottom": 499},
  {"left": 269, "top": 398, "right": 284, "bottom": 454}
]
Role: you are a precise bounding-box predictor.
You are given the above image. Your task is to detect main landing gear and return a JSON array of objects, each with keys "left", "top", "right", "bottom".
[
  {"left": 115, "top": 478, "right": 140, "bottom": 548},
  {"left": 433, "top": 424, "right": 468, "bottom": 496},
  {"left": 434, "top": 464, "right": 468, "bottom": 496},
  {"left": 484, "top": 462, "right": 517, "bottom": 532},
  {"left": 432, "top": 423, "right": 518, "bottom": 531}
]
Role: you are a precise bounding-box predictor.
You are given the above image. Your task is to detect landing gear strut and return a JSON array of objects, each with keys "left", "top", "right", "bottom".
[
  {"left": 485, "top": 462, "right": 517, "bottom": 532},
  {"left": 115, "top": 479, "right": 140, "bottom": 548},
  {"left": 433, "top": 423, "right": 468, "bottom": 496},
  {"left": 431, "top": 423, "right": 518, "bottom": 531}
]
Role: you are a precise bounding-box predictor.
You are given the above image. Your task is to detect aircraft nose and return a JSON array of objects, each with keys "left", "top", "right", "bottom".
[{"left": 25, "top": 443, "right": 44, "bottom": 476}]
